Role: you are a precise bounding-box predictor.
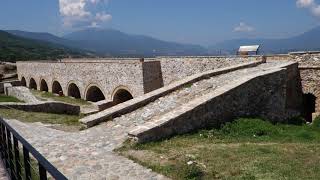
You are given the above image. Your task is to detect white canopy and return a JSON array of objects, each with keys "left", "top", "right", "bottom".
[{"left": 238, "top": 45, "right": 260, "bottom": 52}]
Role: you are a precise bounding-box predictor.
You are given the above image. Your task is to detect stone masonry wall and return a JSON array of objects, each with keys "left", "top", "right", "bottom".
[
  {"left": 142, "top": 61, "right": 164, "bottom": 93},
  {"left": 157, "top": 56, "right": 261, "bottom": 85},
  {"left": 16, "top": 60, "right": 144, "bottom": 102}
]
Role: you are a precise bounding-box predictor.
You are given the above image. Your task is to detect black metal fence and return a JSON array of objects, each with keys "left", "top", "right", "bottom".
[{"left": 0, "top": 117, "right": 67, "bottom": 180}]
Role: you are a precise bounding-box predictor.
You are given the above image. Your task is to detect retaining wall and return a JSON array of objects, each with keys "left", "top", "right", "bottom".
[{"left": 0, "top": 102, "right": 80, "bottom": 115}]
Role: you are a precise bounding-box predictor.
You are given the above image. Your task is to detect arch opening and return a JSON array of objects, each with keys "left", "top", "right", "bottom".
[
  {"left": 29, "top": 78, "right": 37, "bottom": 90},
  {"left": 68, "top": 83, "right": 81, "bottom": 99},
  {"left": 302, "top": 93, "right": 316, "bottom": 122},
  {"left": 21, "top": 77, "right": 26, "bottom": 86},
  {"left": 40, "top": 79, "right": 48, "bottom": 92},
  {"left": 52, "top": 81, "right": 63, "bottom": 95},
  {"left": 113, "top": 89, "right": 133, "bottom": 105},
  {"left": 86, "top": 86, "right": 105, "bottom": 102}
]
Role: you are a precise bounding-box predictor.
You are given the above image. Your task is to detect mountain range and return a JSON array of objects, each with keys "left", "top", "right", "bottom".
[
  {"left": 3, "top": 26, "right": 320, "bottom": 60},
  {"left": 7, "top": 28, "right": 208, "bottom": 57},
  {"left": 210, "top": 26, "right": 320, "bottom": 55},
  {"left": 0, "top": 30, "right": 88, "bottom": 62}
]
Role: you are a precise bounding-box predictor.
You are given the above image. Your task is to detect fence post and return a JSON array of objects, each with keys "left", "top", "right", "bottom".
[
  {"left": 39, "top": 163, "right": 47, "bottom": 180},
  {"left": 13, "top": 137, "right": 21, "bottom": 180},
  {"left": 23, "top": 147, "right": 32, "bottom": 180},
  {"left": 6, "top": 128, "right": 15, "bottom": 180}
]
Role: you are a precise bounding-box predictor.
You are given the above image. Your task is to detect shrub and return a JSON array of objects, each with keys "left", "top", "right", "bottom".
[
  {"left": 287, "top": 116, "right": 306, "bottom": 126},
  {"left": 312, "top": 116, "right": 320, "bottom": 128},
  {"left": 178, "top": 161, "right": 203, "bottom": 180},
  {"left": 221, "top": 118, "right": 279, "bottom": 137}
]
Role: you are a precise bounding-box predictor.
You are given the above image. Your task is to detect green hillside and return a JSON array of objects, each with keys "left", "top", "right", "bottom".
[{"left": 0, "top": 30, "right": 87, "bottom": 62}]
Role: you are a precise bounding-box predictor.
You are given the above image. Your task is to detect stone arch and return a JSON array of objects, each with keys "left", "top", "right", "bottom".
[
  {"left": 21, "top": 77, "right": 26, "bottom": 86},
  {"left": 85, "top": 85, "right": 105, "bottom": 102},
  {"left": 112, "top": 86, "right": 134, "bottom": 105},
  {"left": 29, "top": 78, "right": 37, "bottom": 90},
  {"left": 40, "top": 79, "right": 49, "bottom": 92},
  {"left": 68, "top": 82, "right": 81, "bottom": 99},
  {"left": 52, "top": 81, "right": 63, "bottom": 95}
]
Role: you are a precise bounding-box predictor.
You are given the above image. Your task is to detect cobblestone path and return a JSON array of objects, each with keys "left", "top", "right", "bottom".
[{"left": 4, "top": 61, "right": 288, "bottom": 180}]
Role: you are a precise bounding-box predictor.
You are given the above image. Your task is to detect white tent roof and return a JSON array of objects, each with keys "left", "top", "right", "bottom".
[{"left": 238, "top": 45, "right": 260, "bottom": 52}]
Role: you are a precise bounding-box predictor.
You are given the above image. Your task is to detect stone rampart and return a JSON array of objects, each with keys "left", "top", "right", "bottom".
[{"left": 129, "top": 62, "right": 302, "bottom": 143}]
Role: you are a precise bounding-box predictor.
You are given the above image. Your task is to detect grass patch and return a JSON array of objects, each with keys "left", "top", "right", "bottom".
[
  {"left": 31, "top": 90, "right": 90, "bottom": 106},
  {"left": 118, "top": 118, "right": 320, "bottom": 180},
  {"left": 0, "top": 94, "right": 24, "bottom": 103},
  {"left": 0, "top": 108, "right": 83, "bottom": 126}
]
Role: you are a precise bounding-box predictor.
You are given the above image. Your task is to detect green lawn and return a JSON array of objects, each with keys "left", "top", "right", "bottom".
[
  {"left": 31, "top": 90, "right": 90, "bottom": 106},
  {"left": 118, "top": 118, "right": 320, "bottom": 180},
  {"left": 0, "top": 108, "right": 83, "bottom": 127},
  {"left": 0, "top": 94, "right": 24, "bottom": 103}
]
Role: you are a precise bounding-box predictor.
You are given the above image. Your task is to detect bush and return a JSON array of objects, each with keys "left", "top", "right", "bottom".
[
  {"left": 287, "top": 116, "right": 306, "bottom": 126},
  {"left": 312, "top": 116, "right": 320, "bottom": 128},
  {"left": 221, "top": 118, "right": 279, "bottom": 137}
]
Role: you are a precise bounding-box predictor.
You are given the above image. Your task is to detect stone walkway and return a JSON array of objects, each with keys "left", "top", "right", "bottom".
[
  {"left": 4, "top": 61, "right": 289, "bottom": 180},
  {"left": 6, "top": 119, "right": 167, "bottom": 180}
]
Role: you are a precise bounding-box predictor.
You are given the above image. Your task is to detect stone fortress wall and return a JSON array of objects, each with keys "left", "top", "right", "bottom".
[
  {"left": 17, "top": 60, "right": 145, "bottom": 103},
  {"left": 16, "top": 57, "right": 259, "bottom": 105},
  {"left": 16, "top": 53, "right": 320, "bottom": 118}
]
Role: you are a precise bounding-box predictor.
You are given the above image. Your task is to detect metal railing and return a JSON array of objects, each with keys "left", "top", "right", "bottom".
[{"left": 0, "top": 117, "right": 67, "bottom": 180}]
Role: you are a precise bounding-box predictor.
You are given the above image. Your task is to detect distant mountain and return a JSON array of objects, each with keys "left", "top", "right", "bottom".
[
  {"left": 0, "top": 30, "right": 88, "bottom": 62},
  {"left": 63, "top": 28, "right": 208, "bottom": 56},
  {"left": 210, "top": 26, "right": 320, "bottom": 55},
  {"left": 6, "top": 30, "right": 70, "bottom": 45}
]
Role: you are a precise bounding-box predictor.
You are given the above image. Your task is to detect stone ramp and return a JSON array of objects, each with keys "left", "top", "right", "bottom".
[
  {"left": 80, "top": 60, "right": 264, "bottom": 127},
  {"left": 128, "top": 61, "right": 301, "bottom": 142}
]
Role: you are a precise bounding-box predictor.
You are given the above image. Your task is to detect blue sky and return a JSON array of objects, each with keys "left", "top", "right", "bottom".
[{"left": 0, "top": 0, "right": 320, "bottom": 46}]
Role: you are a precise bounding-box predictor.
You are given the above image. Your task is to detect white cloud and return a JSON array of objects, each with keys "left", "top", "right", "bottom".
[
  {"left": 233, "top": 22, "right": 255, "bottom": 32},
  {"left": 297, "top": 0, "right": 314, "bottom": 8},
  {"left": 95, "top": 12, "right": 112, "bottom": 22},
  {"left": 297, "top": 0, "right": 320, "bottom": 17},
  {"left": 59, "top": 0, "right": 112, "bottom": 29}
]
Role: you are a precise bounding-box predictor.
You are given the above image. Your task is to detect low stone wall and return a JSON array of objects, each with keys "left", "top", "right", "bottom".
[
  {"left": 0, "top": 80, "right": 20, "bottom": 93},
  {"left": 0, "top": 102, "right": 80, "bottom": 115},
  {"left": 129, "top": 62, "right": 302, "bottom": 143},
  {"left": 6, "top": 86, "right": 39, "bottom": 103}
]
